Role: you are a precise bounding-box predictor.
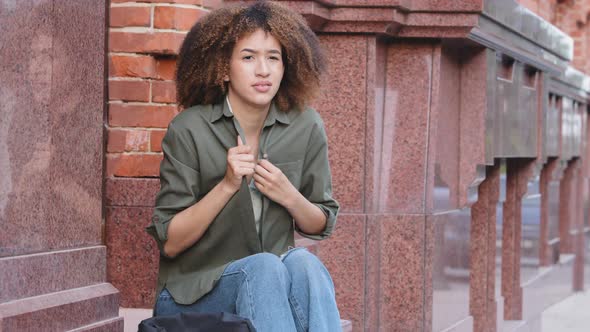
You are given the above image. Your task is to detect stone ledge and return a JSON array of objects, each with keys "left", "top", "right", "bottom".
[
  {"left": 69, "top": 317, "right": 124, "bottom": 332},
  {"left": 0, "top": 246, "right": 107, "bottom": 302},
  {"left": 0, "top": 283, "right": 120, "bottom": 332}
]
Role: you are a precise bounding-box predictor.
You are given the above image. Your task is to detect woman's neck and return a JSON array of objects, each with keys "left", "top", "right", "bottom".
[{"left": 227, "top": 95, "right": 269, "bottom": 138}]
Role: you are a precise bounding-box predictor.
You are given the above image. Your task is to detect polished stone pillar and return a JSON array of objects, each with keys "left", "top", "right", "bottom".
[
  {"left": 540, "top": 158, "right": 564, "bottom": 266},
  {"left": 470, "top": 163, "right": 501, "bottom": 332},
  {"left": 0, "top": 1, "right": 122, "bottom": 330},
  {"left": 501, "top": 159, "right": 536, "bottom": 320}
]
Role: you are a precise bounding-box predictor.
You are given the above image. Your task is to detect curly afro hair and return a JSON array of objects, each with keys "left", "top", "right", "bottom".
[{"left": 176, "top": 1, "right": 326, "bottom": 112}]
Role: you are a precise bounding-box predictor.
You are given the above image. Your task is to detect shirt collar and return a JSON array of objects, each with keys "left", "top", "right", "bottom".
[
  {"left": 209, "top": 96, "right": 291, "bottom": 126},
  {"left": 209, "top": 97, "right": 234, "bottom": 123}
]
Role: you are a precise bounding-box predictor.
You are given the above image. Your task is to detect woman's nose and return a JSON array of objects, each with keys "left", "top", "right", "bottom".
[{"left": 256, "top": 59, "right": 270, "bottom": 77}]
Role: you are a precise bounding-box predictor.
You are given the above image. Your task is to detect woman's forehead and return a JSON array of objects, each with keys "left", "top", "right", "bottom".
[{"left": 235, "top": 29, "right": 282, "bottom": 51}]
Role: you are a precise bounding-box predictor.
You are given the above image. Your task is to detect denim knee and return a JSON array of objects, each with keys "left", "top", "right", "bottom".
[
  {"left": 281, "top": 248, "right": 327, "bottom": 275},
  {"left": 244, "top": 253, "right": 290, "bottom": 282}
]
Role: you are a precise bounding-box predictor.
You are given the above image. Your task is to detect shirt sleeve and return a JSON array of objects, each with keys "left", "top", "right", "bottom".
[
  {"left": 146, "top": 122, "right": 200, "bottom": 256},
  {"left": 295, "top": 117, "right": 339, "bottom": 240}
]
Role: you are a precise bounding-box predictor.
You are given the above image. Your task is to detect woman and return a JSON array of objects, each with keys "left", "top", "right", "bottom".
[{"left": 146, "top": 2, "right": 341, "bottom": 331}]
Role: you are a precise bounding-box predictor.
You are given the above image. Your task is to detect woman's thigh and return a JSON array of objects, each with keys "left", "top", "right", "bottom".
[
  {"left": 155, "top": 252, "right": 288, "bottom": 316},
  {"left": 155, "top": 268, "right": 245, "bottom": 316}
]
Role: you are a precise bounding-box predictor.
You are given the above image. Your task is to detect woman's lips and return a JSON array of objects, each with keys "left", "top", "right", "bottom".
[{"left": 253, "top": 82, "right": 272, "bottom": 93}]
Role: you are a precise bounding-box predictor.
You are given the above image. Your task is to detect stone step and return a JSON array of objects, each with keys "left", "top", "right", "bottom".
[
  {"left": 0, "top": 283, "right": 120, "bottom": 332},
  {"left": 0, "top": 246, "right": 107, "bottom": 302},
  {"left": 341, "top": 319, "right": 353, "bottom": 332},
  {"left": 68, "top": 317, "right": 124, "bottom": 332}
]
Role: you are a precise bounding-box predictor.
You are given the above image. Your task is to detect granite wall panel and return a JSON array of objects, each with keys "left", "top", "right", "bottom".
[
  {"left": 380, "top": 43, "right": 434, "bottom": 214},
  {"left": 1, "top": 0, "right": 105, "bottom": 257},
  {"left": 106, "top": 206, "right": 159, "bottom": 308},
  {"left": 317, "top": 214, "right": 366, "bottom": 331},
  {"left": 314, "top": 35, "right": 368, "bottom": 213},
  {"left": 365, "top": 215, "right": 425, "bottom": 331}
]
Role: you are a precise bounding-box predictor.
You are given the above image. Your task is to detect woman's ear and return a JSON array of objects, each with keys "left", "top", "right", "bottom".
[{"left": 223, "top": 75, "right": 230, "bottom": 82}]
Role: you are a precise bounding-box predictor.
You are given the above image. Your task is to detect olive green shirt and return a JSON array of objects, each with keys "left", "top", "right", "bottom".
[{"left": 146, "top": 99, "right": 339, "bottom": 305}]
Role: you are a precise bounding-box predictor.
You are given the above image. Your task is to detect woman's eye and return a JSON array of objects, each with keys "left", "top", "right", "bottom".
[
  {"left": 243, "top": 56, "right": 254, "bottom": 60},
  {"left": 269, "top": 56, "right": 280, "bottom": 61}
]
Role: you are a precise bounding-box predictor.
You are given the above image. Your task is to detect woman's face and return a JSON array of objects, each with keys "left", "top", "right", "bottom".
[{"left": 227, "top": 29, "right": 285, "bottom": 111}]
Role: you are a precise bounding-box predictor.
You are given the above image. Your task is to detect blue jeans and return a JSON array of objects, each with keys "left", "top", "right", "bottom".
[{"left": 155, "top": 248, "right": 342, "bottom": 332}]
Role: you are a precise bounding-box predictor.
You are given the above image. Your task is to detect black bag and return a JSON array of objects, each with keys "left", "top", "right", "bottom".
[{"left": 138, "top": 312, "right": 256, "bottom": 332}]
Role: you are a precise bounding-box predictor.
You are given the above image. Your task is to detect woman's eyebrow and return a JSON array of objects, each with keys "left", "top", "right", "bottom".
[{"left": 240, "top": 48, "right": 282, "bottom": 54}]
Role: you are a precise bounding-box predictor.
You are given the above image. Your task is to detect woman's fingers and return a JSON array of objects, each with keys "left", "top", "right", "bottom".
[
  {"left": 231, "top": 161, "right": 255, "bottom": 179},
  {"left": 257, "top": 159, "right": 279, "bottom": 172},
  {"left": 254, "top": 164, "right": 272, "bottom": 178},
  {"left": 229, "top": 144, "right": 251, "bottom": 155},
  {"left": 253, "top": 173, "right": 266, "bottom": 186},
  {"left": 233, "top": 153, "right": 255, "bottom": 162},
  {"left": 240, "top": 167, "right": 255, "bottom": 175}
]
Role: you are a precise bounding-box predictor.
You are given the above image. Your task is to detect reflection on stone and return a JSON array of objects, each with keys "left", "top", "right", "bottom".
[{"left": 431, "top": 210, "right": 471, "bottom": 331}]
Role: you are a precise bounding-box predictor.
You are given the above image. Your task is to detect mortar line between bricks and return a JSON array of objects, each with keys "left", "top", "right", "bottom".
[
  {"left": 149, "top": 81, "right": 153, "bottom": 103},
  {"left": 109, "top": 3, "right": 151, "bottom": 8},
  {"left": 149, "top": 3, "right": 207, "bottom": 9},
  {"left": 108, "top": 77, "right": 154, "bottom": 82},
  {"left": 107, "top": 126, "right": 167, "bottom": 131},
  {"left": 109, "top": 52, "right": 153, "bottom": 57},
  {"left": 110, "top": 27, "right": 188, "bottom": 33},
  {"left": 108, "top": 101, "right": 176, "bottom": 106},
  {"left": 105, "top": 204, "right": 156, "bottom": 208},
  {"left": 150, "top": 4, "right": 154, "bottom": 30},
  {"left": 107, "top": 152, "right": 163, "bottom": 156}
]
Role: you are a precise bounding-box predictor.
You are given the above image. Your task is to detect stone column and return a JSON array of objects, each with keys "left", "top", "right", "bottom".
[
  {"left": 470, "top": 163, "right": 501, "bottom": 332},
  {"left": 501, "top": 159, "right": 536, "bottom": 320},
  {"left": 0, "top": 1, "right": 122, "bottom": 331},
  {"left": 539, "top": 157, "right": 566, "bottom": 266}
]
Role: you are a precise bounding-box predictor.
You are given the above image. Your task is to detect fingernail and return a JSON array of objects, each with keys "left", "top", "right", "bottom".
[{"left": 263, "top": 153, "right": 268, "bottom": 159}]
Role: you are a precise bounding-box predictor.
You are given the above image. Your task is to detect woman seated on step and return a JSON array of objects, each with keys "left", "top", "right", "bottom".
[{"left": 146, "top": 2, "right": 341, "bottom": 331}]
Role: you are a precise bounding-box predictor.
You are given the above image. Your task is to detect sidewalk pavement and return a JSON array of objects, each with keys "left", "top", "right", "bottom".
[
  {"left": 119, "top": 308, "right": 151, "bottom": 332},
  {"left": 542, "top": 290, "right": 590, "bottom": 332}
]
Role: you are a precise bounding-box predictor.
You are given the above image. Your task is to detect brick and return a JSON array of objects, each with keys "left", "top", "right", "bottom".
[
  {"left": 109, "top": 80, "right": 150, "bottom": 102},
  {"left": 109, "top": 31, "right": 186, "bottom": 55},
  {"left": 154, "top": 6, "right": 206, "bottom": 31},
  {"left": 109, "top": 103, "right": 177, "bottom": 128},
  {"left": 108, "top": 129, "right": 150, "bottom": 152},
  {"left": 112, "top": 0, "right": 203, "bottom": 3},
  {"left": 108, "top": 129, "right": 127, "bottom": 153},
  {"left": 152, "top": 81, "right": 177, "bottom": 103},
  {"left": 109, "top": 55, "right": 156, "bottom": 78},
  {"left": 150, "top": 130, "right": 167, "bottom": 152},
  {"left": 518, "top": 0, "right": 537, "bottom": 12},
  {"left": 156, "top": 58, "right": 177, "bottom": 80},
  {"left": 202, "top": 0, "right": 223, "bottom": 9},
  {"left": 110, "top": 6, "right": 151, "bottom": 28},
  {"left": 106, "top": 154, "right": 163, "bottom": 177}
]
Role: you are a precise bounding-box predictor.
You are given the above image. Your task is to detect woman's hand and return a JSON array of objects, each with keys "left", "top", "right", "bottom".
[
  {"left": 253, "top": 159, "right": 299, "bottom": 207},
  {"left": 222, "top": 136, "right": 255, "bottom": 193}
]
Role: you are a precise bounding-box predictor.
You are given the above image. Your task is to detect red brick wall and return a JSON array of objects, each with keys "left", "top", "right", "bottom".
[
  {"left": 107, "top": 1, "right": 212, "bottom": 178},
  {"left": 106, "top": 0, "right": 217, "bottom": 308},
  {"left": 519, "top": 0, "right": 590, "bottom": 75}
]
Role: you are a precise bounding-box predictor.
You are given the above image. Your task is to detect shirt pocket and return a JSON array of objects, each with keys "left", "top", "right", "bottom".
[{"left": 274, "top": 160, "right": 303, "bottom": 190}]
